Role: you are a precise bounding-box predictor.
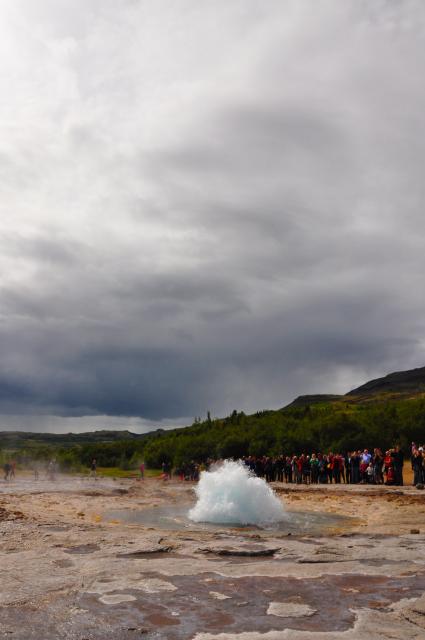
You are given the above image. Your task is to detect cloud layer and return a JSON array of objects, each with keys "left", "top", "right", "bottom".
[{"left": 0, "top": 0, "right": 425, "bottom": 429}]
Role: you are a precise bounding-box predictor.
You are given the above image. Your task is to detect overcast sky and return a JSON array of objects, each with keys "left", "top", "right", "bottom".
[{"left": 0, "top": 0, "right": 424, "bottom": 433}]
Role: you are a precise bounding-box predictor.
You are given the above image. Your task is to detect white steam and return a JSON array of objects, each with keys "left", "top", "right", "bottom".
[{"left": 188, "top": 460, "right": 286, "bottom": 525}]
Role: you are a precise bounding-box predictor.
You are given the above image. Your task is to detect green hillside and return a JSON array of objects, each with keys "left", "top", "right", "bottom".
[
  {"left": 141, "top": 397, "right": 425, "bottom": 467},
  {"left": 141, "top": 366, "right": 425, "bottom": 466},
  {"left": 347, "top": 366, "right": 425, "bottom": 399}
]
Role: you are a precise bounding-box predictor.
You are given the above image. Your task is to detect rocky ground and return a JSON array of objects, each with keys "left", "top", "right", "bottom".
[{"left": 1, "top": 475, "right": 425, "bottom": 639}]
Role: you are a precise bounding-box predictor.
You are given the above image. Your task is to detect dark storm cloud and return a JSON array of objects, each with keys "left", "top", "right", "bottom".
[{"left": 0, "top": 0, "right": 424, "bottom": 431}]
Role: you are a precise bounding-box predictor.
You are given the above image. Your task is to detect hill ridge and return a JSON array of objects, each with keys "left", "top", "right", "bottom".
[{"left": 347, "top": 365, "right": 425, "bottom": 396}]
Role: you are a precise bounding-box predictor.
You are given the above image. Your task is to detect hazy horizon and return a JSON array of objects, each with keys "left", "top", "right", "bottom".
[{"left": 0, "top": 414, "right": 191, "bottom": 435}]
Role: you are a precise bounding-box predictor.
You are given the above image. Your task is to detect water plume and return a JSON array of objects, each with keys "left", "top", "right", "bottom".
[{"left": 188, "top": 460, "right": 286, "bottom": 525}]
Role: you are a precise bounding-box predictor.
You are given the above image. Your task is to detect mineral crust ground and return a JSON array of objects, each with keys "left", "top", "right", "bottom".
[{"left": 1, "top": 476, "right": 425, "bottom": 639}]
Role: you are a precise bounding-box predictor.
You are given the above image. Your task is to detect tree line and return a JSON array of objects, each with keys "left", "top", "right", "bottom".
[{"left": 1, "top": 395, "right": 425, "bottom": 471}]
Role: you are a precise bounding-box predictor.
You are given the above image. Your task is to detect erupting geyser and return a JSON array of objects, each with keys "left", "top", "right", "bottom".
[{"left": 188, "top": 460, "right": 286, "bottom": 525}]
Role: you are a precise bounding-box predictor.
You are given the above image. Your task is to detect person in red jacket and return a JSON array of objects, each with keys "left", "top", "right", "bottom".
[{"left": 384, "top": 450, "right": 394, "bottom": 485}]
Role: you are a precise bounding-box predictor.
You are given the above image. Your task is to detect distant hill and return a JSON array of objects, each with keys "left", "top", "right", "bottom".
[
  {"left": 283, "top": 366, "right": 425, "bottom": 408},
  {"left": 347, "top": 366, "right": 425, "bottom": 398},
  {"left": 0, "top": 429, "right": 150, "bottom": 449},
  {"left": 286, "top": 394, "right": 343, "bottom": 407}
]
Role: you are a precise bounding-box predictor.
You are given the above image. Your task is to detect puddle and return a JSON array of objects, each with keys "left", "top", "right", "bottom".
[{"left": 106, "top": 504, "right": 350, "bottom": 535}]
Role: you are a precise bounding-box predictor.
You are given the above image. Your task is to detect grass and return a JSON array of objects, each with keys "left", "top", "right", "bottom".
[{"left": 94, "top": 467, "right": 162, "bottom": 479}]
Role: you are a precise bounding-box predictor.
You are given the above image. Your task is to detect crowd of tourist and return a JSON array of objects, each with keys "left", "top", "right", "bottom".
[
  {"left": 174, "top": 461, "right": 200, "bottom": 482},
  {"left": 240, "top": 444, "right": 425, "bottom": 487},
  {"left": 2, "top": 458, "right": 60, "bottom": 482},
  {"left": 3, "top": 443, "right": 425, "bottom": 487},
  {"left": 169, "top": 444, "right": 425, "bottom": 487},
  {"left": 2, "top": 460, "right": 16, "bottom": 481}
]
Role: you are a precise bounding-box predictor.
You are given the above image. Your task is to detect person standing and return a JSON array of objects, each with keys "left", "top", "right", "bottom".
[
  {"left": 344, "top": 452, "right": 351, "bottom": 484},
  {"left": 319, "top": 455, "right": 328, "bottom": 484},
  {"left": 333, "top": 454, "right": 342, "bottom": 484},
  {"left": 419, "top": 447, "right": 425, "bottom": 484},
  {"left": 3, "top": 462, "right": 11, "bottom": 481},
  {"left": 393, "top": 445, "right": 404, "bottom": 486},
  {"left": 47, "top": 459, "right": 56, "bottom": 481},
  {"left": 327, "top": 453, "right": 334, "bottom": 484},
  {"left": 285, "top": 456, "right": 293, "bottom": 483},
  {"left": 384, "top": 450, "right": 394, "bottom": 485},
  {"left": 351, "top": 451, "right": 360, "bottom": 484},
  {"left": 302, "top": 455, "right": 311, "bottom": 484},
  {"left": 264, "top": 457, "right": 273, "bottom": 483},
  {"left": 373, "top": 448, "right": 384, "bottom": 484},
  {"left": 292, "top": 456, "right": 301, "bottom": 484},
  {"left": 412, "top": 448, "right": 423, "bottom": 486},
  {"left": 310, "top": 453, "right": 319, "bottom": 484},
  {"left": 275, "top": 456, "right": 284, "bottom": 483}
]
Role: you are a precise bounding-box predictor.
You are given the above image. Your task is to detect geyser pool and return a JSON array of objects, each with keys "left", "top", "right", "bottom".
[
  {"left": 188, "top": 460, "right": 286, "bottom": 525},
  {"left": 106, "top": 460, "right": 352, "bottom": 533}
]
